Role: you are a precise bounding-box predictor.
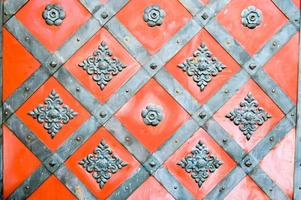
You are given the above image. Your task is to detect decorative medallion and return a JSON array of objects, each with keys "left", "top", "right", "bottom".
[
  {"left": 28, "top": 90, "right": 77, "bottom": 138},
  {"left": 79, "top": 140, "right": 127, "bottom": 189},
  {"left": 78, "top": 41, "right": 127, "bottom": 90},
  {"left": 178, "top": 42, "right": 226, "bottom": 91},
  {"left": 42, "top": 4, "right": 66, "bottom": 26},
  {"left": 143, "top": 5, "right": 166, "bottom": 27},
  {"left": 178, "top": 141, "right": 223, "bottom": 188},
  {"left": 141, "top": 104, "right": 164, "bottom": 126},
  {"left": 241, "top": 6, "right": 262, "bottom": 29},
  {"left": 226, "top": 93, "right": 271, "bottom": 140}
]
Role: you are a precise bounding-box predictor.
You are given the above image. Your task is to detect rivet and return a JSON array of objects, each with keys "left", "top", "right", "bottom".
[
  {"left": 25, "top": 185, "right": 30, "bottom": 190},
  {"left": 219, "top": 186, "right": 225, "bottom": 192},
  {"left": 76, "top": 38, "right": 80, "bottom": 42},
  {"left": 271, "top": 88, "right": 275, "bottom": 93},
  {"left": 272, "top": 41, "right": 278, "bottom": 47},
  {"left": 175, "top": 140, "right": 178, "bottom": 144},
  {"left": 25, "top": 87, "right": 30, "bottom": 92},
  {"left": 4, "top": 111, "right": 8, "bottom": 115},
  {"left": 299, "top": 186, "right": 301, "bottom": 190},
  {"left": 4, "top": 11, "right": 8, "bottom": 16},
  {"left": 175, "top": 88, "right": 180, "bottom": 94},
  {"left": 49, "top": 160, "right": 56, "bottom": 167},
  {"left": 149, "top": 161, "right": 156, "bottom": 167},
  {"left": 49, "top": 61, "right": 57, "bottom": 68},
  {"left": 26, "top": 135, "right": 32, "bottom": 141},
  {"left": 201, "top": 12, "right": 209, "bottom": 20},
  {"left": 76, "top": 136, "right": 82, "bottom": 142},
  {"left": 125, "top": 89, "right": 129, "bottom": 93},
  {"left": 224, "top": 89, "right": 229, "bottom": 94},
  {"left": 249, "top": 63, "right": 256, "bottom": 70},
  {"left": 150, "top": 63, "right": 158, "bottom": 70},
  {"left": 174, "top": 186, "right": 178, "bottom": 190},
  {"left": 125, "top": 136, "right": 130, "bottom": 142},
  {"left": 25, "top": 36, "right": 30, "bottom": 41},
  {"left": 222, "top": 138, "right": 227, "bottom": 143},
  {"left": 125, "top": 186, "right": 129, "bottom": 190},
  {"left": 269, "top": 187, "right": 273, "bottom": 192},
  {"left": 226, "top": 40, "right": 231, "bottom": 45},
  {"left": 176, "top": 40, "right": 180, "bottom": 44},
  {"left": 101, "top": 11, "right": 108, "bottom": 19},
  {"left": 99, "top": 111, "right": 107, "bottom": 118},
  {"left": 269, "top": 136, "right": 274, "bottom": 142},
  {"left": 76, "top": 87, "right": 80, "bottom": 92},
  {"left": 199, "top": 112, "right": 206, "bottom": 119},
  {"left": 124, "top": 36, "right": 129, "bottom": 42},
  {"left": 291, "top": 113, "right": 295, "bottom": 117},
  {"left": 244, "top": 159, "right": 252, "bottom": 167}
]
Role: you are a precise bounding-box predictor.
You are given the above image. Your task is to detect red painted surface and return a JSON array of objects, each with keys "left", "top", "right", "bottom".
[
  {"left": 165, "top": 29, "right": 240, "bottom": 104},
  {"left": 264, "top": 33, "right": 299, "bottom": 104},
  {"left": 65, "top": 128, "right": 140, "bottom": 199},
  {"left": 217, "top": 0, "right": 287, "bottom": 55},
  {"left": 225, "top": 176, "right": 269, "bottom": 200},
  {"left": 64, "top": 28, "right": 140, "bottom": 103},
  {"left": 28, "top": 175, "right": 76, "bottom": 200},
  {"left": 3, "top": 126, "right": 41, "bottom": 199},
  {"left": 128, "top": 177, "right": 175, "bottom": 200},
  {"left": 214, "top": 80, "right": 284, "bottom": 152},
  {"left": 117, "top": 0, "right": 191, "bottom": 54},
  {"left": 165, "top": 128, "right": 236, "bottom": 199},
  {"left": 3, "top": 28, "right": 40, "bottom": 100},
  {"left": 16, "top": 77, "right": 90, "bottom": 151},
  {"left": 116, "top": 79, "right": 190, "bottom": 152},
  {"left": 260, "top": 129, "right": 296, "bottom": 199},
  {"left": 16, "top": 0, "right": 91, "bottom": 52}
]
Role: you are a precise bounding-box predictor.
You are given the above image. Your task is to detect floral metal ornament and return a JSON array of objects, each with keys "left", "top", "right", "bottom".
[
  {"left": 78, "top": 41, "right": 127, "bottom": 90},
  {"left": 42, "top": 4, "right": 66, "bottom": 26},
  {"left": 178, "top": 42, "right": 225, "bottom": 91},
  {"left": 141, "top": 104, "right": 164, "bottom": 126},
  {"left": 241, "top": 6, "right": 262, "bottom": 29},
  {"left": 178, "top": 141, "right": 223, "bottom": 188},
  {"left": 79, "top": 140, "right": 127, "bottom": 189},
  {"left": 226, "top": 93, "right": 271, "bottom": 140},
  {"left": 143, "top": 5, "right": 165, "bottom": 27},
  {"left": 28, "top": 90, "right": 77, "bottom": 138}
]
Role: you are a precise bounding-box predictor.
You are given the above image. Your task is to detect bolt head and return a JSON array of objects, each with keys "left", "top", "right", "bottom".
[
  {"left": 99, "top": 111, "right": 107, "bottom": 118},
  {"left": 76, "top": 136, "right": 82, "bottom": 142},
  {"left": 149, "top": 161, "right": 156, "bottom": 167},
  {"left": 101, "top": 11, "right": 108, "bottom": 19},
  {"left": 49, "top": 160, "right": 56, "bottom": 167},
  {"left": 50, "top": 61, "right": 57, "bottom": 68},
  {"left": 249, "top": 63, "right": 256, "bottom": 70},
  {"left": 199, "top": 112, "right": 206, "bottom": 119},
  {"left": 150, "top": 63, "right": 157, "bottom": 70}
]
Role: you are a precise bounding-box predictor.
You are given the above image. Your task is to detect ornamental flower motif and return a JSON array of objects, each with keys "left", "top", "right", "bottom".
[
  {"left": 42, "top": 4, "right": 66, "bottom": 26},
  {"left": 79, "top": 140, "right": 127, "bottom": 189},
  {"left": 78, "top": 41, "right": 126, "bottom": 90},
  {"left": 241, "top": 6, "right": 262, "bottom": 29},
  {"left": 28, "top": 90, "right": 77, "bottom": 138},
  {"left": 143, "top": 5, "right": 165, "bottom": 27},
  {"left": 141, "top": 104, "right": 164, "bottom": 126},
  {"left": 226, "top": 93, "right": 271, "bottom": 140},
  {"left": 178, "top": 42, "right": 225, "bottom": 91},
  {"left": 178, "top": 141, "right": 223, "bottom": 188}
]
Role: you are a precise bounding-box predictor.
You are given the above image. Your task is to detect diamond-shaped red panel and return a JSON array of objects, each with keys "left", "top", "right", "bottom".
[
  {"left": 64, "top": 28, "right": 140, "bottom": 103},
  {"left": 264, "top": 33, "right": 299, "bottom": 104},
  {"left": 225, "top": 176, "right": 269, "bottom": 200},
  {"left": 216, "top": 0, "right": 287, "bottom": 55},
  {"left": 28, "top": 175, "right": 76, "bottom": 200},
  {"left": 260, "top": 129, "right": 295, "bottom": 199},
  {"left": 3, "top": 28, "right": 40, "bottom": 100},
  {"left": 115, "top": 79, "right": 190, "bottom": 152},
  {"left": 16, "top": 77, "right": 90, "bottom": 151},
  {"left": 164, "top": 128, "right": 236, "bottom": 199},
  {"left": 214, "top": 80, "right": 284, "bottom": 152},
  {"left": 165, "top": 29, "right": 240, "bottom": 104},
  {"left": 16, "top": 0, "right": 91, "bottom": 52},
  {"left": 3, "top": 126, "right": 41, "bottom": 199},
  {"left": 65, "top": 127, "right": 140, "bottom": 199},
  {"left": 116, "top": 0, "right": 191, "bottom": 54},
  {"left": 128, "top": 177, "right": 174, "bottom": 200}
]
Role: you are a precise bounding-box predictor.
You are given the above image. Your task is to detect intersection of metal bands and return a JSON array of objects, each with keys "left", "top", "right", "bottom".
[{"left": 0, "top": 0, "right": 300, "bottom": 199}]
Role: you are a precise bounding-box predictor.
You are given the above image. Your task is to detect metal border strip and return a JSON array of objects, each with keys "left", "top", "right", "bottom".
[{"left": 0, "top": 0, "right": 3, "bottom": 196}]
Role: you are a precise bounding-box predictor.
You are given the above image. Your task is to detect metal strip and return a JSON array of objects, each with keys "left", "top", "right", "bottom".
[
  {"left": 55, "top": 165, "right": 97, "bottom": 200},
  {"left": 178, "top": 0, "right": 204, "bottom": 16},
  {"left": 7, "top": 166, "right": 51, "bottom": 200},
  {"left": 272, "top": 0, "right": 300, "bottom": 28},
  {"left": 154, "top": 167, "right": 195, "bottom": 200},
  {"left": 105, "top": 117, "right": 150, "bottom": 163},
  {"left": 0, "top": 0, "right": 3, "bottom": 196},
  {"left": 294, "top": 14, "right": 301, "bottom": 200},
  {"left": 107, "top": 166, "right": 149, "bottom": 200},
  {"left": 3, "top": 0, "right": 28, "bottom": 23},
  {"left": 249, "top": 166, "right": 289, "bottom": 200},
  {"left": 204, "top": 166, "right": 246, "bottom": 200}
]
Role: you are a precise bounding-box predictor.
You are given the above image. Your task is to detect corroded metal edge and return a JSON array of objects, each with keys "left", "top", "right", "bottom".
[{"left": 294, "top": 14, "right": 301, "bottom": 200}]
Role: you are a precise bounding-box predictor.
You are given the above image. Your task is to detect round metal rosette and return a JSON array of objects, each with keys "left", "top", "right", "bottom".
[
  {"left": 141, "top": 104, "right": 164, "bottom": 126},
  {"left": 143, "top": 5, "right": 166, "bottom": 27},
  {"left": 241, "top": 6, "right": 262, "bottom": 29},
  {"left": 42, "top": 4, "right": 66, "bottom": 26}
]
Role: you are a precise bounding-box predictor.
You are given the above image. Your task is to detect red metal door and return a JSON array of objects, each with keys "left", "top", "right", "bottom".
[{"left": 1, "top": 0, "right": 301, "bottom": 199}]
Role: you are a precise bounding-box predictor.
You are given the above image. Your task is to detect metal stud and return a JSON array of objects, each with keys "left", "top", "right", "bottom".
[
  {"left": 222, "top": 138, "right": 228, "bottom": 143},
  {"left": 271, "top": 88, "right": 276, "bottom": 93},
  {"left": 201, "top": 12, "right": 209, "bottom": 20},
  {"left": 50, "top": 61, "right": 57, "bottom": 68},
  {"left": 219, "top": 186, "right": 225, "bottom": 192},
  {"left": 125, "top": 186, "right": 129, "bottom": 190},
  {"left": 25, "top": 36, "right": 30, "bottom": 41},
  {"left": 101, "top": 11, "right": 108, "bottom": 19},
  {"left": 99, "top": 111, "right": 107, "bottom": 118},
  {"left": 224, "top": 89, "right": 229, "bottom": 94},
  {"left": 272, "top": 41, "right": 278, "bottom": 47},
  {"left": 174, "top": 186, "right": 178, "bottom": 190},
  {"left": 76, "top": 38, "right": 80, "bottom": 42},
  {"left": 49, "top": 160, "right": 56, "bottom": 167},
  {"left": 76, "top": 87, "right": 80, "bottom": 92},
  {"left": 26, "top": 135, "right": 32, "bottom": 141},
  {"left": 249, "top": 63, "right": 256, "bottom": 70},
  {"left": 125, "top": 136, "right": 130, "bottom": 142},
  {"left": 25, "top": 87, "right": 30, "bottom": 92},
  {"left": 199, "top": 112, "right": 207, "bottom": 119},
  {"left": 150, "top": 63, "right": 158, "bottom": 70},
  {"left": 24, "top": 185, "right": 30, "bottom": 190},
  {"left": 269, "top": 136, "right": 274, "bottom": 142},
  {"left": 149, "top": 161, "right": 156, "bottom": 167},
  {"left": 76, "top": 136, "right": 82, "bottom": 142}
]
